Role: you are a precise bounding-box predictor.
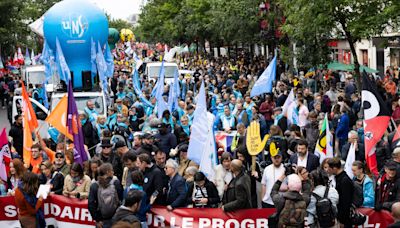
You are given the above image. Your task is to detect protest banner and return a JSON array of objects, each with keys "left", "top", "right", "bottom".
[{"left": 0, "top": 195, "right": 394, "bottom": 227}]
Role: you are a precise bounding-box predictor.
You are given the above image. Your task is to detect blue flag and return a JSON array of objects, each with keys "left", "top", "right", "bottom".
[
  {"left": 55, "top": 37, "right": 71, "bottom": 83},
  {"left": 250, "top": 56, "right": 277, "bottom": 97},
  {"left": 132, "top": 69, "right": 154, "bottom": 108},
  {"left": 151, "top": 61, "right": 165, "bottom": 98},
  {"left": 67, "top": 81, "right": 88, "bottom": 165},
  {"left": 105, "top": 43, "right": 114, "bottom": 77},
  {"left": 90, "top": 38, "right": 97, "bottom": 76},
  {"left": 167, "top": 69, "right": 180, "bottom": 112},
  {"left": 96, "top": 42, "right": 108, "bottom": 92},
  {"left": 155, "top": 65, "right": 168, "bottom": 119},
  {"left": 42, "top": 83, "right": 49, "bottom": 109},
  {"left": 40, "top": 40, "right": 55, "bottom": 83}
]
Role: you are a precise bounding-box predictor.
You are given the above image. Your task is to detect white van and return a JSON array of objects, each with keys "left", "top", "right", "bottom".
[
  {"left": 12, "top": 91, "right": 107, "bottom": 138},
  {"left": 145, "top": 62, "right": 179, "bottom": 84},
  {"left": 21, "top": 65, "right": 58, "bottom": 93}
]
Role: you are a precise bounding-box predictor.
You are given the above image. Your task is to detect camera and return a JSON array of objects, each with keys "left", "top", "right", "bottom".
[{"left": 284, "top": 163, "right": 296, "bottom": 176}]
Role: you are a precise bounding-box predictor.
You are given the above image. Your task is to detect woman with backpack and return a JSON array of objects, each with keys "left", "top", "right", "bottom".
[
  {"left": 306, "top": 169, "right": 339, "bottom": 228},
  {"left": 88, "top": 163, "right": 123, "bottom": 228}
]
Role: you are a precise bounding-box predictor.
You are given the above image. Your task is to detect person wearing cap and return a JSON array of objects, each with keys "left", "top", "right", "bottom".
[
  {"left": 154, "top": 122, "right": 177, "bottom": 155},
  {"left": 261, "top": 149, "right": 285, "bottom": 208},
  {"left": 136, "top": 133, "right": 158, "bottom": 156},
  {"left": 94, "top": 139, "right": 123, "bottom": 181},
  {"left": 375, "top": 160, "right": 400, "bottom": 211},
  {"left": 54, "top": 151, "right": 71, "bottom": 177},
  {"left": 115, "top": 140, "right": 135, "bottom": 158}
]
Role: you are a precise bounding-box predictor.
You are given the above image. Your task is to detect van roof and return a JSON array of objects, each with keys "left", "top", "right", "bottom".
[
  {"left": 146, "top": 62, "right": 178, "bottom": 67},
  {"left": 24, "top": 65, "right": 45, "bottom": 72},
  {"left": 51, "top": 92, "right": 104, "bottom": 98}
]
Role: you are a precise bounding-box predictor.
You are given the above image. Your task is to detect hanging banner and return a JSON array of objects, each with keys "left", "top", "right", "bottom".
[{"left": 0, "top": 195, "right": 394, "bottom": 227}]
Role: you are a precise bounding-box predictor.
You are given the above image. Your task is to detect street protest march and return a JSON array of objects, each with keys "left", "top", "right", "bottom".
[
  {"left": 0, "top": 195, "right": 395, "bottom": 227},
  {"left": 1, "top": 0, "right": 400, "bottom": 228}
]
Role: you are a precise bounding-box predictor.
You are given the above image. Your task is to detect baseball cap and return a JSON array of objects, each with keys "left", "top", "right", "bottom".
[{"left": 115, "top": 140, "right": 126, "bottom": 149}]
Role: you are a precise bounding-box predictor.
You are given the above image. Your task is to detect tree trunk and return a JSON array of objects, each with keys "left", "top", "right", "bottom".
[{"left": 340, "top": 19, "right": 361, "bottom": 93}]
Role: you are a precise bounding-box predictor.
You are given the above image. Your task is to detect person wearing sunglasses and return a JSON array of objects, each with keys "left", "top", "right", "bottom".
[{"left": 53, "top": 151, "right": 70, "bottom": 177}]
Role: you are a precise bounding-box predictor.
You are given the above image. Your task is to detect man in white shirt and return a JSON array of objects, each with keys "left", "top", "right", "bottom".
[
  {"left": 297, "top": 98, "right": 309, "bottom": 128},
  {"left": 214, "top": 152, "right": 234, "bottom": 199},
  {"left": 261, "top": 150, "right": 285, "bottom": 208},
  {"left": 289, "top": 139, "right": 320, "bottom": 172}
]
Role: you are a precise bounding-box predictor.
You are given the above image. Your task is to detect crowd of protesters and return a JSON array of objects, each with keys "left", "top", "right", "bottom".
[{"left": 2, "top": 45, "right": 400, "bottom": 228}]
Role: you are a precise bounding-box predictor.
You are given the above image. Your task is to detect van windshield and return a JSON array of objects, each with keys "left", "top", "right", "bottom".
[
  {"left": 27, "top": 71, "right": 59, "bottom": 85},
  {"left": 51, "top": 96, "right": 105, "bottom": 115},
  {"left": 148, "top": 65, "right": 178, "bottom": 79}
]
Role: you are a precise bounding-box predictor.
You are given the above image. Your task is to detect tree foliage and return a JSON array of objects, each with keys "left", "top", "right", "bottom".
[
  {"left": 0, "top": 0, "right": 60, "bottom": 56},
  {"left": 136, "top": 0, "right": 262, "bottom": 46},
  {"left": 108, "top": 17, "right": 134, "bottom": 33},
  {"left": 278, "top": 0, "right": 399, "bottom": 75}
]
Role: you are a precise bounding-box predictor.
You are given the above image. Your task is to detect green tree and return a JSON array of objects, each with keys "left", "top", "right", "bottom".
[
  {"left": 107, "top": 15, "right": 134, "bottom": 33},
  {"left": 279, "top": 0, "right": 398, "bottom": 90},
  {"left": 0, "top": 0, "right": 60, "bottom": 56},
  {"left": 137, "top": 0, "right": 185, "bottom": 44}
]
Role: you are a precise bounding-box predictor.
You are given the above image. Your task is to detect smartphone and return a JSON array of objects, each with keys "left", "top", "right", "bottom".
[{"left": 152, "top": 190, "right": 159, "bottom": 198}]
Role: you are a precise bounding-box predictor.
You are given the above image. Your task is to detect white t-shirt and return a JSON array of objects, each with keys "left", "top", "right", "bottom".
[
  {"left": 298, "top": 105, "right": 309, "bottom": 127},
  {"left": 297, "top": 153, "right": 308, "bottom": 168},
  {"left": 261, "top": 164, "right": 285, "bottom": 204}
]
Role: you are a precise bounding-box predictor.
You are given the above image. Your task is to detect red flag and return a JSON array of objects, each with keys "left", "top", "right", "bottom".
[
  {"left": 0, "top": 128, "right": 11, "bottom": 181},
  {"left": 21, "top": 82, "right": 38, "bottom": 130},
  {"left": 362, "top": 72, "right": 390, "bottom": 176},
  {"left": 393, "top": 124, "right": 400, "bottom": 143}
]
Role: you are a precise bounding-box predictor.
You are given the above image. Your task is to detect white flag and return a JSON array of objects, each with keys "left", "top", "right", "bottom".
[{"left": 344, "top": 143, "right": 356, "bottom": 179}]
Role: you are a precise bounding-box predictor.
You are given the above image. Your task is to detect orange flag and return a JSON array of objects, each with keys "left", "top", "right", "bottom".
[
  {"left": 22, "top": 106, "right": 33, "bottom": 165},
  {"left": 21, "top": 82, "right": 38, "bottom": 130},
  {"left": 45, "top": 95, "right": 73, "bottom": 141}
]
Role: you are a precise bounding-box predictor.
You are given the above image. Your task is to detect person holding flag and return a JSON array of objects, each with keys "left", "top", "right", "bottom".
[{"left": 362, "top": 71, "right": 391, "bottom": 176}]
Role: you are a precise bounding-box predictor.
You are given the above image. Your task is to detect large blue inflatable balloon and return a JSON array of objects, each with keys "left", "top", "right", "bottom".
[{"left": 43, "top": 0, "right": 108, "bottom": 89}]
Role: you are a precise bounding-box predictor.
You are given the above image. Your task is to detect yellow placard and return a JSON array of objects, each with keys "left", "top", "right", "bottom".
[{"left": 246, "top": 121, "right": 269, "bottom": 156}]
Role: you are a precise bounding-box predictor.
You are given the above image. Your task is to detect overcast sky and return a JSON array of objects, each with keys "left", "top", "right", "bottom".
[{"left": 90, "top": 0, "right": 142, "bottom": 20}]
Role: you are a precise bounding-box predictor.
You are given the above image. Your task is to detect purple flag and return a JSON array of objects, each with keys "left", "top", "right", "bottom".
[{"left": 67, "top": 81, "right": 88, "bottom": 164}]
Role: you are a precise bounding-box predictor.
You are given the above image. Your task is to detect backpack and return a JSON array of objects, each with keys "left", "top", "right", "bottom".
[
  {"left": 352, "top": 181, "right": 364, "bottom": 207},
  {"left": 278, "top": 197, "right": 307, "bottom": 228},
  {"left": 97, "top": 177, "right": 119, "bottom": 219},
  {"left": 312, "top": 187, "right": 336, "bottom": 227}
]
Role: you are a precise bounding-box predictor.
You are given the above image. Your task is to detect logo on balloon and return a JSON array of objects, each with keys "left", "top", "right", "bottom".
[{"left": 61, "top": 14, "right": 88, "bottom": 39}]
